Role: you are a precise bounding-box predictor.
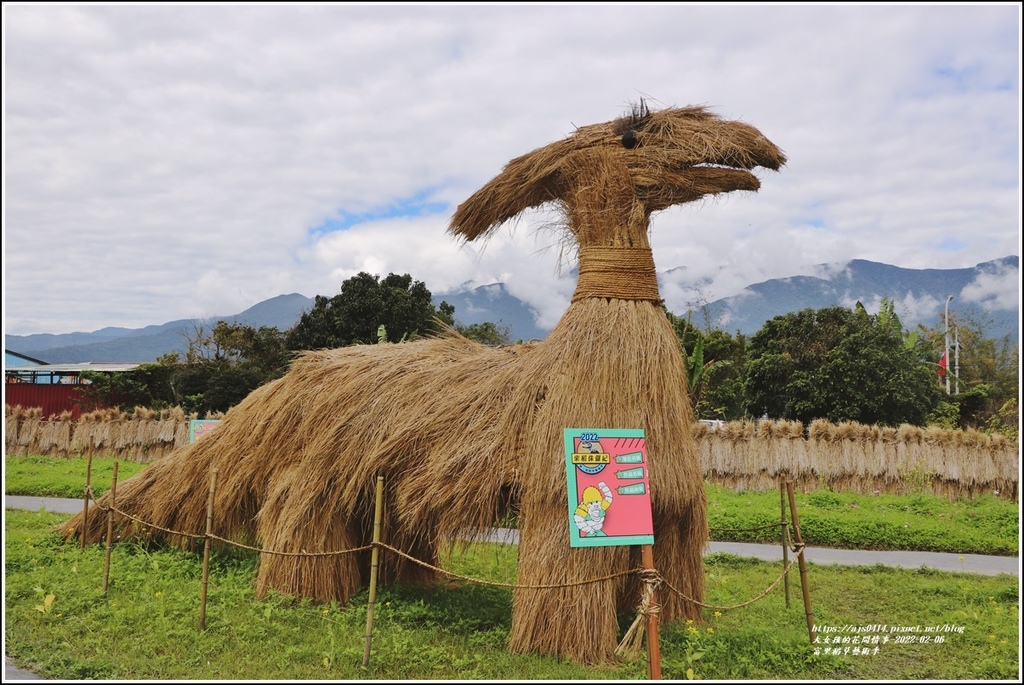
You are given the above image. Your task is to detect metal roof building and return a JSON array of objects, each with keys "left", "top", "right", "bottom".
[
  {"left": 5, "top": 350, "right": 141, "bottom": 385},
  {"left": 5, "top": 351, "right": 143, "bottom": 417}
]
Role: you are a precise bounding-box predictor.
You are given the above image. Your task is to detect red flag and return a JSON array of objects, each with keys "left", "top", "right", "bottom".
[{"left": 937, "top": 350, "right": 947, "bottom": 377}]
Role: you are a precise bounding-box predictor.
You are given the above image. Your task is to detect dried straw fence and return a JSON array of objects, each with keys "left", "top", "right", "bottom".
[
  {"left": 697, "top": 419, "right": 1018, "bottom": 502},
  {"left": 4, "top": 406, "right": 214, "bottom": 462},
  {"left": 7, "top": 405, "right": 1017, "bottom": 502}
]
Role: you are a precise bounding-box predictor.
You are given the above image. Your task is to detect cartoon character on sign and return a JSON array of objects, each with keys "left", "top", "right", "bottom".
[{"left": 574, "top": 481, "right": 613, "bottom": 536}]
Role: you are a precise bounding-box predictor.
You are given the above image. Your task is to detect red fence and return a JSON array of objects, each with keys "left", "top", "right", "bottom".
[{"left": 5, "top": 383, "right": 89, "bottom": 419}]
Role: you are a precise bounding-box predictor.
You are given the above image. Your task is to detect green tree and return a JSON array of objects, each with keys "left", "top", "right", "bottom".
[
  {"left": 916, "top": 312, "right": 1019, "bottom": 432},
  {"left": 202, "top": 367, "right": 268, "bottom": 413},
  {"left": 77, "top": 363, "right": 174, "bottom": 412},
  {"left": 742, "top": 307, "right": 849, "bottom": 420},
  {"left": 860, "top": 297, "right": 919, "bottom": 350},
  {"left": 285, "top": 272, "right": 454, "bottom": 350},
  {"left": 984, "top": 398, "right": 1019, "bottom": 441},
  {"left": 455, "top": 321, "right": 512, "bottom": 346},
  {"left": 697, "top": 329, "right": 748, "bottom": 420},
  {"left": 80, "top": 322, "right": 290, "bottom": 415},
  {"left": 668, "top": 312, "right": 746, "bottom": 420},
  {"left": 744, "top": 306, "right": 940, "bottom": 426},
  {"left": 210, "top": 321, "right": 291, "bottom": 377}
]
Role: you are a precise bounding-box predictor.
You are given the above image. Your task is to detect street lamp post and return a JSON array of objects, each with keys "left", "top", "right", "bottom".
[
  {"left": 954, "top": 326, "right": 960, "bottom": 395},
  {"left": 944, "top": 295, "right": 954, "bottom": 395}
]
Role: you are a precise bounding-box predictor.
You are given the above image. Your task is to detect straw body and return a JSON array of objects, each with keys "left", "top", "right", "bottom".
[{"left": 59, "top": 102, "right": 785, "bottom": 663}]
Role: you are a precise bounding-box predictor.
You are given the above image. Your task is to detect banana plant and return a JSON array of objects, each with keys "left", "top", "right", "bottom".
[
  {"left": 683, "top": 333, "right": 731, "bottom": 415},
  {"left": 855, "top": 297, "right": 919, "bottom": 350}
]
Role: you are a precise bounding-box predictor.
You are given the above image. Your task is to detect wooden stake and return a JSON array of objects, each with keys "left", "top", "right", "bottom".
[
  {"left": 641, "top": 544, "right": 662, "bottom": 680},
  {"left": 81, "top": 453, "right": 93, "bottom": 549},
  {"left": 199, "top": 468, "right": 219, "bottom": 631},
  {"left": 785, "top": 481, "right": 816, "bottom": 644},
  {"left": 781, "top": 480, "right": 790, "bottom": 609},
  {"left": 102, "top": 461, "right": 119, "bottom": 593},
  {"left": 362, "top": 476, "right": 385, "bottom": 669}
]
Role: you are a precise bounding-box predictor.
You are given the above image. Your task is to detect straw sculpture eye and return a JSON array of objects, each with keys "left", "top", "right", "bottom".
[{"left": 621, "top": 130, "right": 638, "bottom": 149}]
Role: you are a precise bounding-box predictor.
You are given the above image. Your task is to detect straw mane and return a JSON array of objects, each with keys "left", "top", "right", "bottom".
[{"left": 60, "top": 102, "right": 784, "bottom": 664}]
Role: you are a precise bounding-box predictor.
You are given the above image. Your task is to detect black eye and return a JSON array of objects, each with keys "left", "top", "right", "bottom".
[{"left": 621, "top": 130, "right": 638, "bottom": 149}]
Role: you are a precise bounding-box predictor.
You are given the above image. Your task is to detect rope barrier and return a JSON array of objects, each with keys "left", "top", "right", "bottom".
[
  {"left": 710, "top": 522, "right": 789, "bottom": 532},
  {"left": 616, "top": 568, "right": 662, "bottom": 656},
  {"left": 660, "top": 556, "right": 801, "bottom": 611},
  {"left": 75, "top": 462, "right": 818, "bottom": 672},
  {"left": 80, "top": 478, "right": 815, "bottom": 679},
  {"left": 85, "top": 492, "right": 798, "bottom": 609},
  {"left": 104, "top": 504, "right": 206, "bottom": 540},
  {"left": 379, "top": 542, "right": 640, "bottom": 590},
  {"left": 207, "top": 535, "right": 374, "bottom": 557}
]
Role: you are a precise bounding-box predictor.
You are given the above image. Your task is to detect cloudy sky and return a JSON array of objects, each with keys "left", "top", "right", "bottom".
[{"left": 3, "top": 3, "right": 1020, "bottom": 337}]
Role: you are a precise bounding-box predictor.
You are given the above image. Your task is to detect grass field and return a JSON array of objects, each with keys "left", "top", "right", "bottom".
[
  {"left": 4, "top": 454, "right": 1020, "bottom": 680},
  {"left": 3, "top": 509, "right": 1019, "bottom": 680}
]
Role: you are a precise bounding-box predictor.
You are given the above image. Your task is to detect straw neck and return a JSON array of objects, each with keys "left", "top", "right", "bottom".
[{"left": 571, "top": 246, "right": 663, "bottom": 304}]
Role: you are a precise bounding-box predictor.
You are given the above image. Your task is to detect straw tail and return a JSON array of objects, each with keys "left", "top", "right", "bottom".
[{"left": 57, "top": 376, "right": 309, "bottom": 547}]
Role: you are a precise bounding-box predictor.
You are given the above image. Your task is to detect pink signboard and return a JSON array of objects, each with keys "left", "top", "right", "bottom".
[
  {"left": 564, "top": 428, "right": 654, "bottom": 548},
  {"left": 188, "top": 419, "right": 221, "bottom": 443}
]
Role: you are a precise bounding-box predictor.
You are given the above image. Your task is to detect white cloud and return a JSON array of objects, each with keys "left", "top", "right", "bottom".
[
  {"left": 836, "top": 291, "right": 946, "bottom": 327},
  {"left": 959, "top": 262, "right": 1020, "bottom": 311},
  {"left": 2, "top": 3, "right": 1019, "bottom": 336}
]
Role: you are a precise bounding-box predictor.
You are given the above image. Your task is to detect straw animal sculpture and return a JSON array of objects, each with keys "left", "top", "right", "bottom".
[{"left": 60, "top": 102, "right": 785, "bottom": 663}]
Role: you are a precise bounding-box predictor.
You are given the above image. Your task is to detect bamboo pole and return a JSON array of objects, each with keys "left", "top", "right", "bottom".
[
  {"left": 641, "top": 544, "right": 662, "bottom": 680},
  {"left": 781, "top": 480, "right": 790, "bottom": 609},
  {"left": 102, "top": 461, "right": 119, "bottom": 593},
  {"left": 362, "top": 476, "right": 385, "bottom": 669},
  {"left": 81, "top": 453, "right": 93, "bottom": 549},
  {"left": 785, "top": 481, "right": 816, "bottom": 644},
  {"left": 199, "top": 468, "right": 219, "bottom": 631}
]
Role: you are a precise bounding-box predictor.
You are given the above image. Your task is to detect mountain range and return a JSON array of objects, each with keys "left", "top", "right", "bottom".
[{"left": 5, "top": 256, "right": 1018, "bottom": 364}]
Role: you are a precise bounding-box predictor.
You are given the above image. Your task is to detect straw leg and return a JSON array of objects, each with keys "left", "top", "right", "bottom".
[
  {"left": 509, "top": 503, "right": 624, "bottom": 664},
  {"left": 368, "top": 498, "right": 437, "bottom": 587},
  {"left": 253, "top": 488, "right": 363, "bottom": 604},
  {"left": 640, "top": 503, "right": 706, "bottom": 625}
]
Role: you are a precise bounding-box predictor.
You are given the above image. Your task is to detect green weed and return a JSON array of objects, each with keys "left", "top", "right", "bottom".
[
  {"left": 4, "top": 455, "right": 1020, "bottom": 679},
  {"left": 4, "top": 455, "right": 147, "bottom": 498},
  {"left": 4, "top": 510, "right": 1019, "bottom": 680},
  {"left": 705, "top": 482, "right": 1018, "bottom": 555}
]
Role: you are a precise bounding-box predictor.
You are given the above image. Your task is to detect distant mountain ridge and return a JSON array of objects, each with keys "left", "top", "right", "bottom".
[
  {"left": 5, "top": 294, "right": 317, "bottom": 364},
  {"left": 695, "top": 256, "right": 1019, "bottom": 342},
  {"left": 5, "top": 257, "right": 1017, "bottom": 363}
]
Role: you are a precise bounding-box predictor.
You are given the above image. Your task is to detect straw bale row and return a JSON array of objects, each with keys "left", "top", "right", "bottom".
[
  {"left": 696, "top": 419, "right": 1018, "bottom": 501},
  {"left": 4, "top": 404, "right": 192, "bottom": 462},
  {"left": 9, "top": 403, "right": 1017, "bottom": 501}
]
